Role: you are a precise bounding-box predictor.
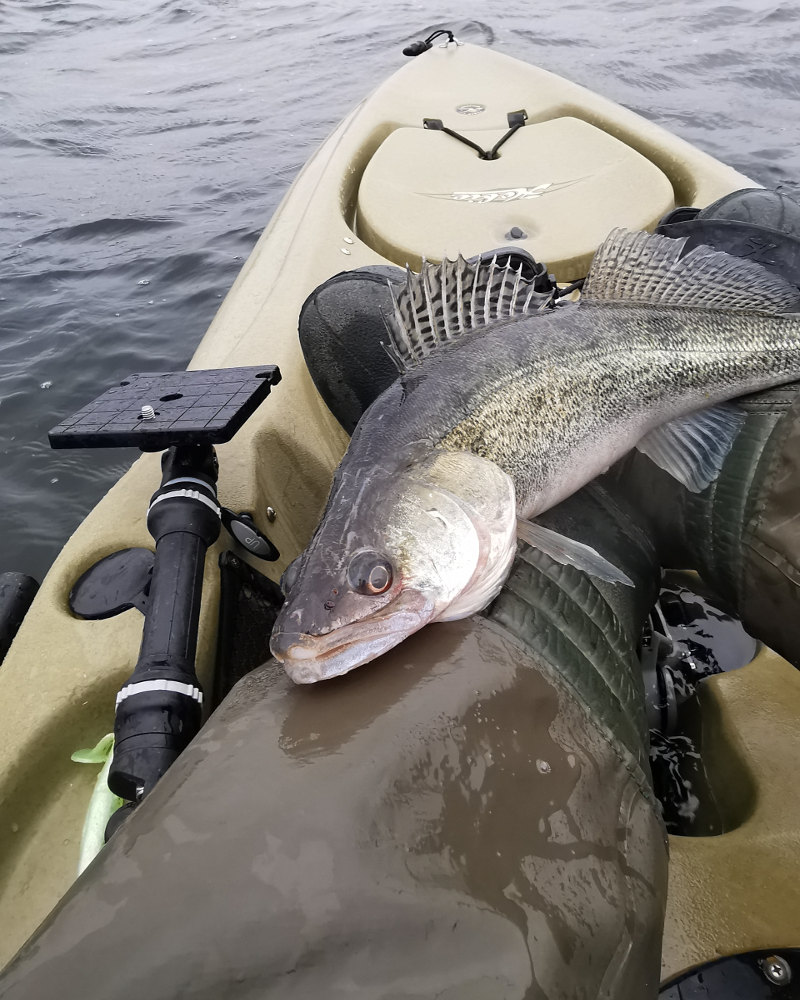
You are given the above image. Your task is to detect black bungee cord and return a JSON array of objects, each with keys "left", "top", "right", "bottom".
[{"left": 402, "top": 29, "right": 457, "bottom": 57}]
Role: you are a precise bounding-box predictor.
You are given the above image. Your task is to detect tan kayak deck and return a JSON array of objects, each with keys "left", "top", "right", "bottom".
[{"left": 0, "top": 41, "right": 797, "bottom": 982}]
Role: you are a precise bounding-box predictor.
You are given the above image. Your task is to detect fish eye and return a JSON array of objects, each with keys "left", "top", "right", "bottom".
[{"left": 347, "top": 550, "right": 393, "bottom": 596}]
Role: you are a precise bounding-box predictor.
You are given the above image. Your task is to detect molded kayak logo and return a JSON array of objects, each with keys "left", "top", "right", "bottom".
[{"left": 421, "top": 179, "right": 583, "bottom": 204}]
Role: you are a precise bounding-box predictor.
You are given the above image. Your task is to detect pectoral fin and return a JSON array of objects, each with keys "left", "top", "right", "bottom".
[
  {"left": 635, "top": 403, "right": 745, "bottom": 493},
  {"left": 516, "top": 519, "right": 634, "bottom": 586}
]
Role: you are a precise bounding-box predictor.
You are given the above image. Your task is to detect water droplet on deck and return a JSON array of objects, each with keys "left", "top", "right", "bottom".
[
  {"left": 536, "top": 759, "right": 551, "bottom": 774},
  {"left": 40, "top": 381, "right": 52, "bottom": 390}
]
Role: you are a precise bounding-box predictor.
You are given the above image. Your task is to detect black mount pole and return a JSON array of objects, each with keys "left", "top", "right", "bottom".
[{"left": 107, "top": 444, "right": 220, "bottom": 807}]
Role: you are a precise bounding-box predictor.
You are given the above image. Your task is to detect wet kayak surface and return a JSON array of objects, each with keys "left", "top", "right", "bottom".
[{"left": 2, "top": 0, "right": 800, "bottom": 580}]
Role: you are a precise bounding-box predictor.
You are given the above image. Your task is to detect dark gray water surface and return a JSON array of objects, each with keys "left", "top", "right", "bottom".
[{"left": 2, "top": 0, "right": 799, "bottom": 580}]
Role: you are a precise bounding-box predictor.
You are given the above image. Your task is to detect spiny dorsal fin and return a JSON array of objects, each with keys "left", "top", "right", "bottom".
[
  {"left": 384, "top": 255, "right": 553, "bottom": 372},
  {"left": 582, "top": 228, "right": 800, "bottom": 313}
]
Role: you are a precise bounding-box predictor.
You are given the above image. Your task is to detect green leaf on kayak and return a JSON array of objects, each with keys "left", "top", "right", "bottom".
[
  {"left": 71, "top": 733, "right": 124, "bottom": 875},
  {"left": 71, "top": 732, "right": 115, "bottom": 765}
]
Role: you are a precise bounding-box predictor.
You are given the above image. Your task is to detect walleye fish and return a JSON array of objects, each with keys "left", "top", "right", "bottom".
[{"left": 271, "top": 229, "right": 800, "bottom": 683}]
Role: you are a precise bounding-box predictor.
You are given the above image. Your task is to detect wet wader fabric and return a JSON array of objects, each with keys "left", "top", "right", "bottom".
[
  {"left": 612, "top": 382, "right": 800, "bottom": 666},
  {"left": 0, "top": 617, "right": 666, "bottom": 1000}
]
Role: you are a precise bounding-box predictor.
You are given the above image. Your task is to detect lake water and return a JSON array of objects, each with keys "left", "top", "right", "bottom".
[{"left": 2, "top": 0, "right": 799, "bottom": 581}]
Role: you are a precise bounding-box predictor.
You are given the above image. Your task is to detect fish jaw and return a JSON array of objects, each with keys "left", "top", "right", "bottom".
[{"left": 270, "top": 588, "right": 436, "bottom": 684}]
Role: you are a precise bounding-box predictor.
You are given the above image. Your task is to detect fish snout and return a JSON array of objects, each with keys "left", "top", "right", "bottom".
[
  {"left": 269, "top": 588, "right": 438, "bottom": 684},
  {"left": 269, "top": 627, "right": 320, "bottom": 665},
  {"left": 268, "top": 625, "right": 359, "bottom": 684}
]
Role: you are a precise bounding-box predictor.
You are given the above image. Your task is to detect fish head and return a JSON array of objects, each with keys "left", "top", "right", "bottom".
[{"left": 271, "top": 448, "right": 517, "bottom": 683}]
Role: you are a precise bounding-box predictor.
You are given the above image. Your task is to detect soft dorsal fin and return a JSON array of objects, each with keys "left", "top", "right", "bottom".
[
  {"left": 384, "top": 255, "right": 553, "bottom": 372},
  {"left": 582, "top": 228, "right": 800, "bottom": 314}
]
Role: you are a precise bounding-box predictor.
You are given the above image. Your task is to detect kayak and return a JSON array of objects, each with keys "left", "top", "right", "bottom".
[{"left": 1, "top": 36, "right": 799, "bottom": 992}]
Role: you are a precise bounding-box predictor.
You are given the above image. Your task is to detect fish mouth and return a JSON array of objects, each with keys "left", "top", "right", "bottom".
[{"left": 270, "top": 590, "right": 435, "bottom": 684}]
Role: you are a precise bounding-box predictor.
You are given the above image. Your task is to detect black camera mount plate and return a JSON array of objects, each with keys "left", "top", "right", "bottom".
[{"left": 48, "top": 365, "right": 281, "bottom": 451}]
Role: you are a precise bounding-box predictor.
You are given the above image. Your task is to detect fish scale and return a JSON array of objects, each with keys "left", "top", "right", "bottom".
[{"left": 405, "top": 301, "right": 800, "bottom": 514}]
